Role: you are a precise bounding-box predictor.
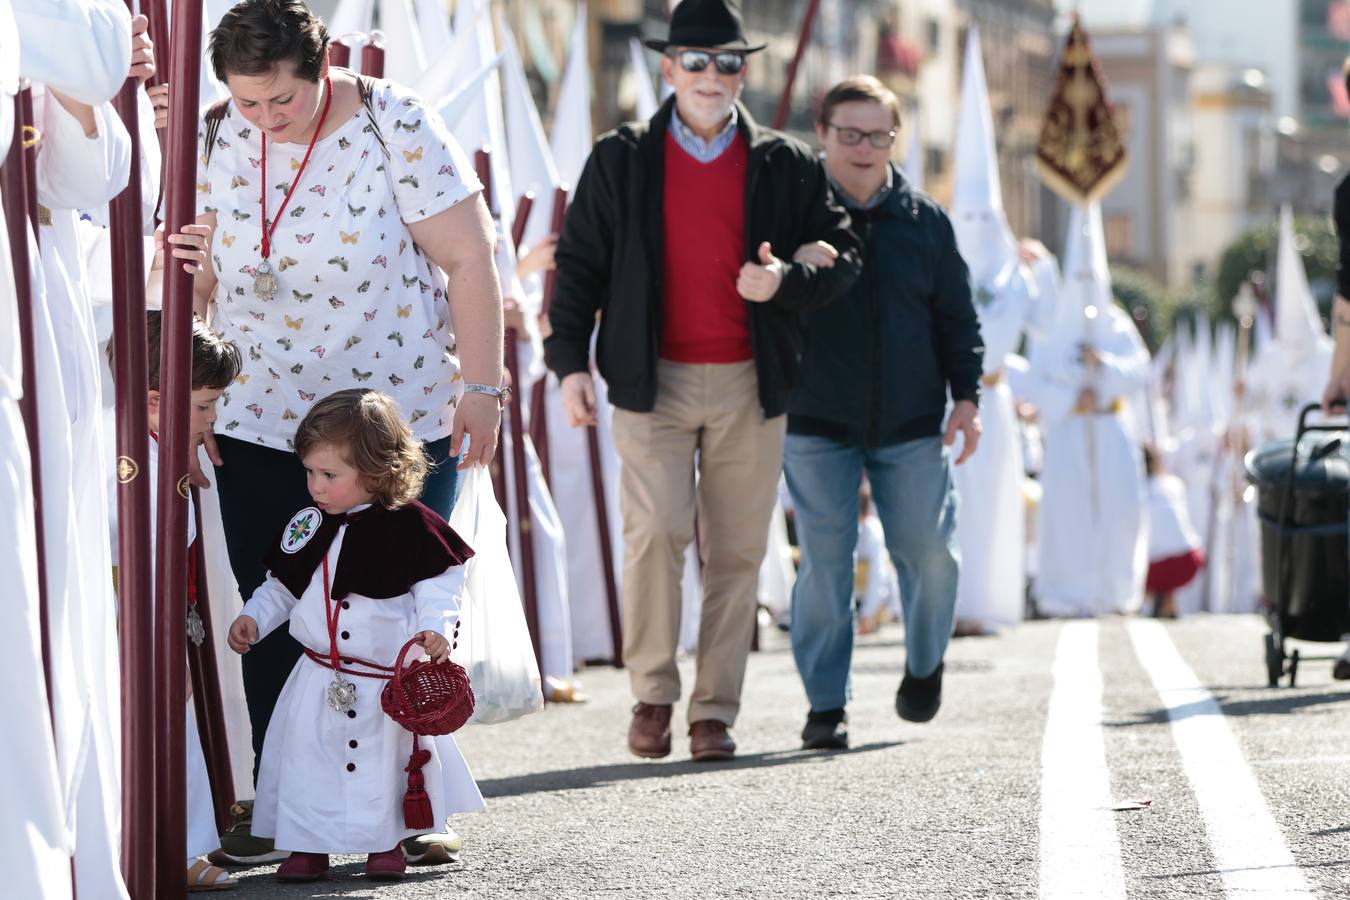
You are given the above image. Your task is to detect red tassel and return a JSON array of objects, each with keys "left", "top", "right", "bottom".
[{"left": 402, "top": 739, "right": 434, "bottom": 831}]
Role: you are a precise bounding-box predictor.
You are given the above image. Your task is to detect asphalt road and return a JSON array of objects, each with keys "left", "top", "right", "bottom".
[{"left": 230, "top": 615, "right": 1350, "bottom": 898}]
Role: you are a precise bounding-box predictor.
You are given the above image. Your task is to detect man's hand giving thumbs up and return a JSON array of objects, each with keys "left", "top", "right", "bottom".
[{"left": 737, "top": 241, "right": 786, "bottom": 302}]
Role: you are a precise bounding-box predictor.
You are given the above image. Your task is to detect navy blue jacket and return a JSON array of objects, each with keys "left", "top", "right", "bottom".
[{"left": 788, "top": 167, "right": 984, "bottom": 447}]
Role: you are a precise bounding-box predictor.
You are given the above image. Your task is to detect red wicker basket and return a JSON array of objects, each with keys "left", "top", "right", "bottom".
[{"left": 380, "top": 637, "right": 474, "bottom": 736}]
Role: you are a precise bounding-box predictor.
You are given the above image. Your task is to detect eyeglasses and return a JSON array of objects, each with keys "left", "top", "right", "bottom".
[
  {"left": 826, "top": 123, "right": 898, "bottom": 149},
  {"left": 670, "top": 49, "right": 747, "bottom": 76}
]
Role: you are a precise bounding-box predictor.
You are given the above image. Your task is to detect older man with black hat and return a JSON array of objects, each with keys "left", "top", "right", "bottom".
[{"left": 544, "top": 0, "right": 860, "bottom": 761}]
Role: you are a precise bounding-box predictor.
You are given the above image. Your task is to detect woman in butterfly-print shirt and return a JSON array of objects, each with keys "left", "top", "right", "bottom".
[{"left": 170, "top": 0, "right": 503, "bottom": 803}]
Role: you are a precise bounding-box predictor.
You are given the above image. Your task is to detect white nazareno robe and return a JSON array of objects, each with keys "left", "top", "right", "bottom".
[
  {"left": 504, "top": 341, "right": 574, "bottom": 684},
  {"left": 541, "top": 367, "right": 624, "bottom": 663},
  {"left": 1030, "top": 302, "right": 1151, "bottom": 616},
  {"left": 241, "top": 517, "right": 484, "bottom": 853},
  {"left": 33, "top": 84, "right": 133, "bottom": 893},
  {"left": 951, "top": 261, "right": 1040, "bottom": 632},
  {"left": 9, "top": 1, "right": 133, "bottom": 895},
  {"left": 108, "top": 433, "right": 222, "bottom": 860}
]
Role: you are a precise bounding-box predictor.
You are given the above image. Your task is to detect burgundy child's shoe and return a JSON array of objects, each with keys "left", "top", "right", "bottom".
[
  {"left": 365, "top": 846, "right": 407, "bottom": 881},
  {"left": 275, "top": 851, "right": 329, "bottom": 883}
]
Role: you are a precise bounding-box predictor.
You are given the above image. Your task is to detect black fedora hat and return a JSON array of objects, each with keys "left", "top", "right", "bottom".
[{"left": 643, "top": 0, "right": 767, "bottom": 54}]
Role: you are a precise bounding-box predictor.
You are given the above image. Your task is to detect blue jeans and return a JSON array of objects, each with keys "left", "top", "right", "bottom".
[{"left": 784, "top": 433, "right": 960, "bottom": 712}]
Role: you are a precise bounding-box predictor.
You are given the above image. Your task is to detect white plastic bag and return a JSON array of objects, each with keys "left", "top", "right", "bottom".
[{"left": 449, "top": 464, "right": 545, "bottom": 724}]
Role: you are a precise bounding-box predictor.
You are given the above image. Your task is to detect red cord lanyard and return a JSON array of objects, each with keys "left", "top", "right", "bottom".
[
  {"left": 260, "top": 76, "right": 333, "bottom": 261},
  {"left": 322, "top": 552, "right": 342, "bottom": 670}
]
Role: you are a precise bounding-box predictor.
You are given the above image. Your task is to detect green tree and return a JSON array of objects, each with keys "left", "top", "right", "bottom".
[
  {"left": 1108, "top": 265, "right": 1202, "bottom": 351},
  {"left": 1212, "top": 216, "right": 1337, "bottom": 323}
]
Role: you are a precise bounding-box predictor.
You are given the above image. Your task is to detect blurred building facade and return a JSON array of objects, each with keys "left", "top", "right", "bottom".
[
  {"left": 1089, "top": 25, "right": 1196, "bottom": 287},
  {"left": 503, "top": 0, "right": 1060, "bottom": 240},
  {"left": 342, "top": 0, "right": 1341, "bottom": 287}
]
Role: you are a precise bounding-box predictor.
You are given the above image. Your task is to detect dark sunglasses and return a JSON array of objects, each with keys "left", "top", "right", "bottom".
[
  {"left": 671, "top": 49, "right": 747, "bottom": 76},
  {"left": 827, "top": 123, "right": 898, "bottom": 149}
]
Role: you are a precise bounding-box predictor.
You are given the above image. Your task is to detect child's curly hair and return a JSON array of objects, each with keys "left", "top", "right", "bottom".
[{"left": 294, "top": 389, "right": 428, "bottom": 509}]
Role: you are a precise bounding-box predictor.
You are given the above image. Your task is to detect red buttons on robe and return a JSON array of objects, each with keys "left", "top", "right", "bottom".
[
  {"left": 340, "top": 631, "right": 350, "bottom": 640},
  {"left": 346, "top": 763, "right": 355, "bottom": 772},
  {"left": 349, "top": 740, "right": 358, "bottom": 749},
  {"left": 346, "top": 709, "right": 356, "bottom": 719},
  {"left": 341, "top": 601, "right": 350, "bottom": 610}
]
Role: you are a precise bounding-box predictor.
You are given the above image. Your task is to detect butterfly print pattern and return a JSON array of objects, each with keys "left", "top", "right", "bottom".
[{"left": 195, "top": 81, "right": 480, "bottom": 448}]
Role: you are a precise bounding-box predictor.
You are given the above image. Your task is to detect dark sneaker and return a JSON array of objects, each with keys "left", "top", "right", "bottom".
[
  {"left": 213, "top": 801, "right": 289, "bottom": 865},
  {"left": 1334, "top": 656, "right": 1350, "bottom": 681},
  {"left": 402, "top": 829, "right": 462, "bottom": 866},
  {"left": 801, "top": 708, "right": 848, "bottom": 750},
  {"left": 896, "top": 662, "right": 944, "bottom": 723}
]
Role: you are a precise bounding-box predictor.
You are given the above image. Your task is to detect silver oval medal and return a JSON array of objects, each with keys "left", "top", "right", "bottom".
[{"left": 254, "top": 258, "right": 278, "bottom": 301}]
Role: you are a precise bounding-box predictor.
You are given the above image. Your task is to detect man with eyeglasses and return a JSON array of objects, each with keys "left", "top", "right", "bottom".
[
  {"left": 786, "top": 75, "right": 983, "bottom": 750},
  {"left": 544, "top": 0, "right": 860, "bottom": 762}
]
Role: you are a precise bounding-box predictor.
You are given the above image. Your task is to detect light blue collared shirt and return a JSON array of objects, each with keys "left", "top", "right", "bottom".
[
  {"left": 669, "top": 106, "right": 740, "bottom": 164},
  {"left": 827, "top": 164, "right": 894, "bottom": 211}
]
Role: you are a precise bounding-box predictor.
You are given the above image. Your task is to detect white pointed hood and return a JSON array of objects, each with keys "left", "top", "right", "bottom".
[
  {"left": 413, "top": 1, "right": 478, "bottom": 98},
  {"left": 499, "top": 10, "right": 561, "bottom": 251},
  {"left": 327, "top": 0, "right": 374, "bottom": 50},
  {"left": 414, "top": 0, "right": 452, "bottom": 61},
  {"left": 1047, "top": 202, "right": 1113, "bottom": 347},
  {"left": 1274, "top": 204, "right": 1330, "bottom": 356},
  {"left": 629, "top": 36, "right": 659, "bottom": 120},
  {"left": 951, "top": 26, "right": 1018, "bottom": 285},
  {"left": 376, "top": 0, "right": 427, "bottom": 86},
  {"left": 551, "top": 3, "right": 593, "bottom": 192},
  {"left": 427, "top": 0, "right": 513, "bottom": 228},
  {"left": 901, "top": 111, "right": 924, "bottom": 193}
]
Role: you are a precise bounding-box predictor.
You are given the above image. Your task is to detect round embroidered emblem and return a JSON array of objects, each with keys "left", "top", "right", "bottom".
[{"left": 281, "top": 507, "right": 322, "bottom": 554}]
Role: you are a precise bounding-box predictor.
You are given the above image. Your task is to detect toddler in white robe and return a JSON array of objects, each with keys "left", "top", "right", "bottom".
[{"left": 228, "top": 389, "right": 483, "bottom": 884}]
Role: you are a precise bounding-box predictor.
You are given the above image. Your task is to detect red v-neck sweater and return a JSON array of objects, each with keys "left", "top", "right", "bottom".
[{"left": 660, "top": 131, "right": 752, "bottom": 363}]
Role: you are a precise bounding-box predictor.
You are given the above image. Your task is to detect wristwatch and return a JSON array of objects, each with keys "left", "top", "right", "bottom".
[{"left": 463, "top": 382, "right": 511, "bottom": 406}]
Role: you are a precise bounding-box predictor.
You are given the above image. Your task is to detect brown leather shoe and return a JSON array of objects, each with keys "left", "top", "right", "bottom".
[
  {"left": 689, "top": 719, "right": 736, "bottom": 761},
  {"left": 628, "top": 702, "right": 673, "bottom": 758}
]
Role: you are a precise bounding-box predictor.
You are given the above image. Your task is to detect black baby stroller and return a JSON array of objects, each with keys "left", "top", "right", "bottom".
[{"left": 1245, "top": 403, "right": 1350, "bottom": 687}]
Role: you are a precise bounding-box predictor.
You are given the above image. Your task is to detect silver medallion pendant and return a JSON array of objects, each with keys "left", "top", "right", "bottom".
[
  {"left": 253, "top": 258, "right": 278, "bottom": 301},
  {"left": 186, "top": 607, "right": 206, "bottom": 647},
  {"left": 326, "top": 672, "right": 357, "bottom": 713}
]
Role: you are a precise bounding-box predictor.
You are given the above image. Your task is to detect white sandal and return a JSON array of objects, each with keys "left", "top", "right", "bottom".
[{"left": 187, "top": 857, "right": 238, "bottom": 892}]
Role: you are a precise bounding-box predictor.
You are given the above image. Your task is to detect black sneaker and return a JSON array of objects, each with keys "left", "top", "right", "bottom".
[
  {"left": 1333, "top": 656, "right": 1350, "bottom": 681},
  {"left": 896, "top": 662, "right": 943, "bottom": 723},
  {"left": 210, "top": 800, "right": 289, "bottom": 865},
  {"left": 801, "top": 708, "right": 848, "bottom": 750}
]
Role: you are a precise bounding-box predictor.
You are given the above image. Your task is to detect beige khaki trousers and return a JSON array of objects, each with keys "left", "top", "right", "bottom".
[{"left": 611, "top": 360, "right": 787, "bottom": 725}]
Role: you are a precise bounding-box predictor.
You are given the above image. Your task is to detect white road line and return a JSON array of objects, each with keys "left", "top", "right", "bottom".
[
  {"left": 1127, "top": 619, "right": 1314, "bottom": 898},
  {"left": 1039, "top": 621, "right": 1127, "bottom": 900}
]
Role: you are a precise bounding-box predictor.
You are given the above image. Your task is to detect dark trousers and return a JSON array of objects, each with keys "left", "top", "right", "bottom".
[{"left": 215, "top": 433, "right": 461, "bottom": 780}]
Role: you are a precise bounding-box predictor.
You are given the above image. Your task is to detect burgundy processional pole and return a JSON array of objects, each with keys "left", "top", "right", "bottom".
[
  {"left": 107, "top": 34, "right": 157, "bottom": 895},
  {"left": 473, "top": 167, "right": 540, "bottom": 674},
  {"left": 527, "top": 186, "right": 569, "bottom": 485},
  {"left": 2, "top": 90, "right": 53, "bottom": 700},
  {"left": 188, "top": 495, "right": 237, "bottom": 833},
  {"left": 507, "top": 191, "right": 546, "bottom": 674},
  {"left": 359, "top": 32, "right": 385, "bottom": 77},
  {"left": 772, "top": 0, "right": 822, "bottom": 131},
  {"left": 329, "top": 38, "right": 352, "bottom": 69},
  {"left": 474, "top": 151, "right": 510, "bottom": 511},
  {"left": 511, "top": 191, "right": 534, "bottom": 250},
  {"left": 155, "top": 0, "right": 204, "bottom": 894},
  {"left": 529, "top": 186, "right": 623, "bottom": 666}
]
